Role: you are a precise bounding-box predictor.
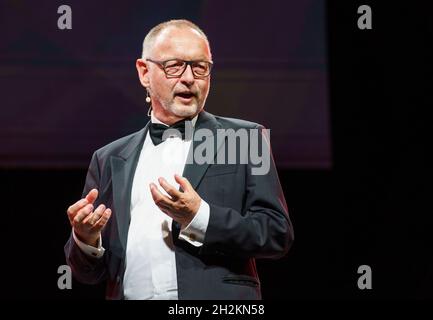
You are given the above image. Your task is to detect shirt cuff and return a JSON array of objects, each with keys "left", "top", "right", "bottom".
[
  {"left": 178, "top": 199, "right": 210, "bottom": 247},
  {"left": 72, "top": 229, "right": 105, "bottom": 258}
]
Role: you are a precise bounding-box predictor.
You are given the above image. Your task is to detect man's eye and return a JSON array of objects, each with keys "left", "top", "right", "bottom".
[
  {"left": 193, "top": 63, "right": 208, "bottom": 74},
  {"left": 166, "top": 61, "right": 184, "bottom": 68},
  {"left": 195, "top": 64, "right": 206, "bottom": 70}
]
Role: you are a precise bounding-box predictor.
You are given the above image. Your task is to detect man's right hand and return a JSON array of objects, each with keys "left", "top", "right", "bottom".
[{"left": 67, "top": 189, "right": 112, "bottom": 247}]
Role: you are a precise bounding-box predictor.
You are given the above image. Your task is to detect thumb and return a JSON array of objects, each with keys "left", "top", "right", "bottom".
[
  {"left": 86, "top": 188, "right": 98, "bottom": 204},
  {"left": 175, "top": 174, "right": 191, "bottom": 192}
]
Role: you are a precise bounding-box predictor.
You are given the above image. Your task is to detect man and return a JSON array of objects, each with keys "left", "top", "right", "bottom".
[{"left": 65, "top": 19, "right": 293, "bottom": 300}]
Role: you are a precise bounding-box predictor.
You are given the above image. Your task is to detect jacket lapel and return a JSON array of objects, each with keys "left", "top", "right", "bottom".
[
  {"left": 182, "top": 111, "right": 225, "bottom": 189},
  {"left": 172, "top": 111, "right": 225, "bottom": 241},
  {"left": 110, "top": 123, "right": 149, "bottom": 252}
]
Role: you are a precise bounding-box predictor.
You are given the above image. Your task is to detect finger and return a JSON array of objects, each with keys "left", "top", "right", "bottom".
[
  {"left": 150, "top": 183, "right": 175, "bottom": 207},
  {"left": 155, "top": 202, "right": 173, "bottom": 217},
  {"left": 84, "top": 204, "right": 106, "bottom": 225},
  {"left": 158, "top": 177, "right": 182, "bottom": 199},
  {"left": 93, "top": 208, "right": 112, "bottom": 230},
  {"left": 174, "top": 174, "right": 192, "bottom": 192},
  {"left": 85, "top": 189, "right": 99, "bottom": 204},
  {"left": 67, "top": 198, "right": 89, "bottom": 220},
  {"left": 73, "top": 203, "right": 94, "bottom": 224},
  {"left": 156, "top": 201, "right": 173, "bottom": 212}
]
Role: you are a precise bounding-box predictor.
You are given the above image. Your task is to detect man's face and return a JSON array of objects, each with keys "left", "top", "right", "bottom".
[{"left": 144, "top": 27, "right": 212, "bottom": 120}]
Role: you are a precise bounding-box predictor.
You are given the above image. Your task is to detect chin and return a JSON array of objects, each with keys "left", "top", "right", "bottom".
[{"left": 170, "top": 103, "right": 200, "bottom": 118}]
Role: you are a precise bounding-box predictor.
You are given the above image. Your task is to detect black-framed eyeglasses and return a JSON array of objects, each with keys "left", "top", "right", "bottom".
[{"left": 146, "top": 58, "right": 213, "bottom": 78}]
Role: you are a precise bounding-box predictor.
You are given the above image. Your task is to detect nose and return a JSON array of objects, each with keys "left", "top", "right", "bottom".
[{"left": 179, "top": 64, "right": 195, "bottom": 85}]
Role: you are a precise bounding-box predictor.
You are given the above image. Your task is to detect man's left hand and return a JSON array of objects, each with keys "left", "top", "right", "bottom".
[{"left": 150, "top": 174, "right": 201, "bottom": 227}]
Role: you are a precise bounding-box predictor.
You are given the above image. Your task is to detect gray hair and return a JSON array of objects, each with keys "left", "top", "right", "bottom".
[{"left": 141, "top": 19, "right": 210, "bottom": 59}]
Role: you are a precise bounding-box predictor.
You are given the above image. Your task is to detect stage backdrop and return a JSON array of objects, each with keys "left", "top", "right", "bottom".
[{"left": 0, "top": 0, "right": 330, "bottom": 169}]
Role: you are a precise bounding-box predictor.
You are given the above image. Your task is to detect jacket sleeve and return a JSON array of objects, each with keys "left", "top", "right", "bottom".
[
  {"left": 200, "top": 125, "right": 294, "bottom": 259},
  {"left": 64, "top": 151, "right": 108, "bottom": 284}
]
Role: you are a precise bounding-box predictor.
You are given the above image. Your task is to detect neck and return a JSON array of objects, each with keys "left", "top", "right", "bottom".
[
  {"left": 153, "top": 110, "right": 183, "bottom": 125},
  {"left": 152, "top": 107, "right": 198, "bottom": 126}
]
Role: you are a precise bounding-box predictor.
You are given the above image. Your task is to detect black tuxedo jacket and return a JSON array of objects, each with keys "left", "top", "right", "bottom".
[{"left": 65, "top": 111, "right": 293, "bottom": 299}]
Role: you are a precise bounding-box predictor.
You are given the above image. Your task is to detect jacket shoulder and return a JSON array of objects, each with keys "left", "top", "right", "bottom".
[{"left": 212, "top": 115, "right": 263, "bottom": 130}]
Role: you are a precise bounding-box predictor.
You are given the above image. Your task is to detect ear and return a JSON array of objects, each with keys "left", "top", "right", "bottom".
[{"left": 136, "top": 59, "right": 150, "bottom": 88}]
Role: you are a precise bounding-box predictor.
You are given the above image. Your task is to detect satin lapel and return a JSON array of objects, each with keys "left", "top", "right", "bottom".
[
  {"left": 110, "top": 123, "right": 149, "bottom": 252},
  {"left": 182, "top": 111, "right": 225, "bottom": 190},
  {"left": 173, "top": 111, "right": 224, "bottom": 243}
]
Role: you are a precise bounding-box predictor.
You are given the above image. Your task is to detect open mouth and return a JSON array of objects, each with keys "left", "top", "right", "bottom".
[{"left": 175, "top": 92, "right": 195, "bottom": 100}]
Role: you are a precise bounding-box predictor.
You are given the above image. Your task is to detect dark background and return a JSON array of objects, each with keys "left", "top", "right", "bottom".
[
  {"left": 0, "top": 0, "right": 330, "bottom": 169},
  {"left": 1, "top": 0, "right": 432, "bottom": 300}
]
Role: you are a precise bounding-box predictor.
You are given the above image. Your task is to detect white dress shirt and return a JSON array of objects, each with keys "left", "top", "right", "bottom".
[{"left": 73, "top": 112, "right": 210, "bottom": 300}]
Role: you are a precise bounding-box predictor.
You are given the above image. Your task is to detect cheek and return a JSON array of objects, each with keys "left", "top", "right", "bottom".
[
  {"left": 199, "top": 81, "right": 210, "bottom": 97},
  {"left": 151, "top": 77, "right": 176, "bottom": 97}
]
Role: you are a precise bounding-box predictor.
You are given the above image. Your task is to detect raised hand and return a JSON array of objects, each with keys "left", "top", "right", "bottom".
[
  {"left": 150, "top": 174, "right": 201, "bottom": 227},
  {"left": 66, "top": 189, "right": 112, "bottom": 247}
]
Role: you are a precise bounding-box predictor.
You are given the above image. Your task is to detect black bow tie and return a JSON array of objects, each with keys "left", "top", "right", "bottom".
[{"left": 149, "top": 119, "right": 192, "bottom": 146}]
